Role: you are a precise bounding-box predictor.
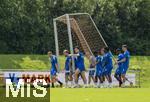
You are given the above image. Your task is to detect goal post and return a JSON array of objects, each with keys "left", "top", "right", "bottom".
[
  {"left": 66, "top": 14, "right": 75, "bottom": 72},
  {"left": 53, "top": 14, "right": 75, "bottom": 71},
  {"left": 53, "top": 13, "right": 107, "bottom": 71}
]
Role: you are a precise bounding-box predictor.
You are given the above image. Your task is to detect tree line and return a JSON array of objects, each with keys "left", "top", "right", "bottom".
[{"left": 0, "top": 0, "right": 149, "bottom": 55}]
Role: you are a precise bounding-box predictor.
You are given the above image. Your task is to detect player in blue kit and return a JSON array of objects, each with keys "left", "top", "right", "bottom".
[
  {"left": 48, "top": 51, "right": 63, "bottom": 88},
  {"left": 103, "top": 47, "right": 113, "bottom": 88},
  {"left": 114, "top": 48, "right": 124, "bottom": 87},
  {"left": 116, "top": 45, "right": 133, "bottom": 86},
  {"left": 95, "top": 49, "right": 105, "bottom": 88},
  {"left": 70, "top": 46, "right": 87, "bottom": 87},
  {"left": 122, "top": 45, "right": 130, "bottom": 75},
  {"left": 63, "top": 50, "right": 73, "bottom": 87}
]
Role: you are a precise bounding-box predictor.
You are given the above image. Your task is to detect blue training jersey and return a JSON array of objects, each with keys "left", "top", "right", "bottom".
[
  {"left": 75, "top": 52, "right": 85, "bottom": 69},
  {"left": 96, "top": 56, "right": 103, "bottom": 70},
  {"left": 123, "top": 50, "right": 130, "bottom": 69},
  {"left": 65, "top": 56, "right": 71, "bottom": 71},
  {"left": 117, "top": 53, "right": 124, "bottom": 67},
  {"left": 50, "top": 55, "right": 58, "bottom": 71},
  {"left": 103, "top": 52, "right": 113, "bottom": 69}
]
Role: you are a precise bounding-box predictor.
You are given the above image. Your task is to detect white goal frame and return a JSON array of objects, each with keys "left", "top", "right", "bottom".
[{"left": 53, "top": 13, "right": 108, "bottom": 71}]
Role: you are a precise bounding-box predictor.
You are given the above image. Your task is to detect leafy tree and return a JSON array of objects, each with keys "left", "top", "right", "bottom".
[{"left": 0, "top": 0, "right": 149, "bottom": 55}]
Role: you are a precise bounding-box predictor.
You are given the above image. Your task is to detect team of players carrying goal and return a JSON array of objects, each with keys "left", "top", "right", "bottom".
[{"left": 48, "top": 45, "right": 133, "bottom": 88}]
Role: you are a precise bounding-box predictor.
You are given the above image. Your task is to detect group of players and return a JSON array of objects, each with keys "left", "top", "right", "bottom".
[{"left": 48, "top": 45, "right": 131, "bottom": 88}]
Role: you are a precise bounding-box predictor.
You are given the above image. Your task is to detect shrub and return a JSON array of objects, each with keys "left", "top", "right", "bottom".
[{"left": 14, "top": 56, "right": 48, "bottom": 70}]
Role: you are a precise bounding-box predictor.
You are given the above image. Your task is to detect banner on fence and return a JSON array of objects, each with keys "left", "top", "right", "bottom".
[{"left": 0, "top": 71, "right": 136, "bottom": 86}]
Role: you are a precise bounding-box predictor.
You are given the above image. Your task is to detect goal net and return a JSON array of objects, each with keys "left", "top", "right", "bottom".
[{"left": 53, "top": 13, "right": 107, "bottom": 70}]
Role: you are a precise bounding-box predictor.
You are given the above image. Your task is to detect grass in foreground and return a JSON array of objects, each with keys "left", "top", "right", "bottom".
[{"left": 50, "top": 88, "right": 150, "bottom": 102}]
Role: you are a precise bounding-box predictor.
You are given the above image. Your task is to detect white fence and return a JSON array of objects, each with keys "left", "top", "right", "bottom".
[
  {"left": 0, "top": 70, "right": 137, "bottom": 86},
  {"left": 57, "top": 71, "right": 136, "bottom": 86}
]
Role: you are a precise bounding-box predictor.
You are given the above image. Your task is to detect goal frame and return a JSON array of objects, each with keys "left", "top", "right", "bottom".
[{"left": 53, "top": 13, "right": 108, "bottom": 71}]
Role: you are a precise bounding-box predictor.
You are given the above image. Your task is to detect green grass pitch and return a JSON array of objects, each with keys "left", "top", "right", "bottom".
[
  {"left": 50, "top": 88, "right": 150, "bottom": 102},
  {"left": 1, "top": 88, "right": 150, "bottom": 102}
]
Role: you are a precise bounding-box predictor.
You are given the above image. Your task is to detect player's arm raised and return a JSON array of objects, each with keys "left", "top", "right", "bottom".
[
  {"left": 69, "top": 53, "right": 80, "bottom": 57},
  {"left": 109, "top": 51, "right": 117, "bottom": 64},
  {"left": 117, "top": 50, "right": 128, "bottom": 64},
  {"left": 117, "top": 58, "right": 126, "bottom": 63}
]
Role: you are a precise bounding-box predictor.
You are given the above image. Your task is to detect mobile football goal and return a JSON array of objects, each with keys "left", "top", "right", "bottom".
[{"left": 53, "top": 13, "right": 107, "bottom": 70}]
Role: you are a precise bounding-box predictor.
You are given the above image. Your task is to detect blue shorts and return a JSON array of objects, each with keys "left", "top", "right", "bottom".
[
  {"left": 115, "top": 65, "right": 124, "bottom": 75},
  {"left": 103, "top": 67, "right": 113, "bottom": 75},
  {"left": 95, "top": 69, "right": 103, "bottom": 77},
  {"left": 102, "top": 68, "right": 107, "bottom": 75},
  {"left": 115, "top": 68, "right": 122, "bottom": 75},
  {"left": 77, "top": 68, "right": 85, "bottom": 72},
  {"left": 50, "top": 69, "right": 57, "bottom": 76},
  {"left": 77, "top": 65, "right": 85, "bottom": 72},
  {"left": 122, "top": 66, "right": 129, "bottom": 74},
  {"left": 89, "top": 70, "right": 95, "bottom": 76}
]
